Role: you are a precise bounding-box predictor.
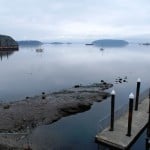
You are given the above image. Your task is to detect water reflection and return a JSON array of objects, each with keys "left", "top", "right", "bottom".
[
  {"left": 0, "top": 50, "right": 15, "bottom": 61},
  {"left": 30, "top": 101, "right": 109, "bottom": 150},
  {"left": 0, "top": 44, "right": 150, "bottom": 149}
]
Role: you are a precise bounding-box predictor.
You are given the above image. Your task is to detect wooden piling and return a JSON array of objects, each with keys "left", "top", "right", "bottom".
[
  {"left": 110, "top": 90, "right": 115, "bottom": 131},
  {"left": 126, "top": 93, "right": 134, "bottom": 137},
  {"left": 135, "top": 78, "right": 141, "bottom": 111}
]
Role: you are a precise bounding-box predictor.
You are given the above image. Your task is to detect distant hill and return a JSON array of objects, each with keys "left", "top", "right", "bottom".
[
  {"left": 17, "top": 40, "right": 43, "bottom": 46},
  {"left": 44, "top": 42, "right": 72, "bottom": 45},
  {"left": 0, "top": 34, "right": 18, "bottom": 50},
  {"left": 50, "top": 42, "right": 64, "bottom": 45},
  {"left": 92, "top": 39, "right": 129, "bottom": 47}
]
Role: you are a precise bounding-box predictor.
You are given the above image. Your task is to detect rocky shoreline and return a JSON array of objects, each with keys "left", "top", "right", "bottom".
[{"left": 0, "top": 82, "right": 113, "bottom": 149}]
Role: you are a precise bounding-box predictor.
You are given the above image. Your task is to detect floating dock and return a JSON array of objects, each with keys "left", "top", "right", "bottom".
[{"left": 96, "top": 97, "right": 149, "bottom": 150}]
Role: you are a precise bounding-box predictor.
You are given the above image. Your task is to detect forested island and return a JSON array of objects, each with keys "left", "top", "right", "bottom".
[
  {"left": 92, "top": 39, "right": 129, "bottom": 47},
  {"left": 17, "top": 40, "right": 43, "bottom": 46},
  {"left": 0, "top": 35, "right": 18, "bottom": 50}
]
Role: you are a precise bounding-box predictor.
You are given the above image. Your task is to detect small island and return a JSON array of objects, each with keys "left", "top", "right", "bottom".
[
  {"left": 50, "top": 42, "right": 64, "bottom": 45},
  {"left": 17, "top": 40, "right": 43, "bottom": 46},
  {"left": 43, "top": 42, "right": 72, "bottom": 45},
  {"left": 92, "top": 39, "right": 129, "bottom": 47},
  {"left": 0, "top": 35, "right": 18, "bottom": 50},
  {"left": 85, "top": 43, "right": 94, "bottom": 46}
]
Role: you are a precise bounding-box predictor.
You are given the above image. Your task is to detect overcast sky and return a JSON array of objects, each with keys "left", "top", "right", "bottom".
[{"left": 0, "top": 0, "right": 150, "bottom": 42}]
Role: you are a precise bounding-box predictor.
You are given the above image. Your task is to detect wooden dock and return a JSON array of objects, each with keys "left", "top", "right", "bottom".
[
  {"left": 96, "top": 97, "right": 149, "bottom": 150},
  {"left": 0, "top": 46, "right": 18, "bottom": 51}
]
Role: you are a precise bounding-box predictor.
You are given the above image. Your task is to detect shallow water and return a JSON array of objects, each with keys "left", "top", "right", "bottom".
[{"left": 0, "top": 43, "right": 149, "bottom": 149}]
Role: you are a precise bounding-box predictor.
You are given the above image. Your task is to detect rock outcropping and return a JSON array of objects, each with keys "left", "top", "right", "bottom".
[
  {"left": 0, "top": 82, "right": 113, "bottom": 149},
  {"left": 0, "top": 82, "right": 113, "bottom": 132}
]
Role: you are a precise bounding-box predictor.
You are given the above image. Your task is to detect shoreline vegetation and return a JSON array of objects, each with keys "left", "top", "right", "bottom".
[
  {"left": 0, "top": 35, "right": 18, "bottom": 51},
  {"left": 17, "top": 40, "right": 42, "bottom": 46},
  {"left": 0, "top": 81, "right": 113, "bottom": 149},
  {"left": 85, "top": 39, "right": 129, "bottom": 47}
]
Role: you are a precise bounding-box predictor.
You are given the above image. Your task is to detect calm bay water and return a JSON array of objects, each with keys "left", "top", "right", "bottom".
[{"left": 0, "top": 43, "right": 149, "bottom": 149}]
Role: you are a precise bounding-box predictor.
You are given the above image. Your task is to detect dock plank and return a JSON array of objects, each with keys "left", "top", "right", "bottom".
[{"left": 96, "top": 98, "right": 149, "bottom": 149}]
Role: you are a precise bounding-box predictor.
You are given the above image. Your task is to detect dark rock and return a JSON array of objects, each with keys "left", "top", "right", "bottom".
[
  {"left": 3, "top": 104, "right": 10, "bottom": 109},
  {"left": 42, "top": 96, "right": 45, "bottom": 99},
  {"left": 115, "top": 76, "right": 128, "bottom": 84},
  {"left": 74, "top": 85, "right": 80, "bottom": 88},
  {"left": 103, "top": 82, "right": 107, "bottom": 85}
]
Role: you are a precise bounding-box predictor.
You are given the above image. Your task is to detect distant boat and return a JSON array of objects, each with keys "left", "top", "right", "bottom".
[
  {"left": 85, "top": 43, "right": 94, "bottom": 46},
  {"left": 36, "top": 48, "right": 43, "bottom": 52},
  {"left": 100, "top": 48, "right": 104, "bottom": 51},
  {"left": 66, "top": 42, "right": 72, "bottom": 44}
]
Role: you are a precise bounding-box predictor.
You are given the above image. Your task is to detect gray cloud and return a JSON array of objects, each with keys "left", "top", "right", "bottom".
[{"left": 0, "top": 0, "right": 150, "bottom": 41}]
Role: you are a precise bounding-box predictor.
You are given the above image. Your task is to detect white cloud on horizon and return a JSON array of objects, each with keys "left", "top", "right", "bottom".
[{"left": 0, "top": 0, "right": 150, "bottom": 41}]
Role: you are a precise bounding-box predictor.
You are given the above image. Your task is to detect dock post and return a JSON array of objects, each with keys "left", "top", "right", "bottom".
[
  {"left": 146, "top": 138, "right": 150, "bottom": 150},
  {"left": 126, "top": 93, "right": 134, "bottom": 137},
  {"left": 42, "top": 92, "right": 45, "bottom": 99},
  {"left": 135, "top": 78, "right": 141, "bottom": 111},
  {"left": 147, "top": 89, "right": 150, "bottom": 137},
  {"left": 110, "top": 90, "right": 116, "bottom": 131}
]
